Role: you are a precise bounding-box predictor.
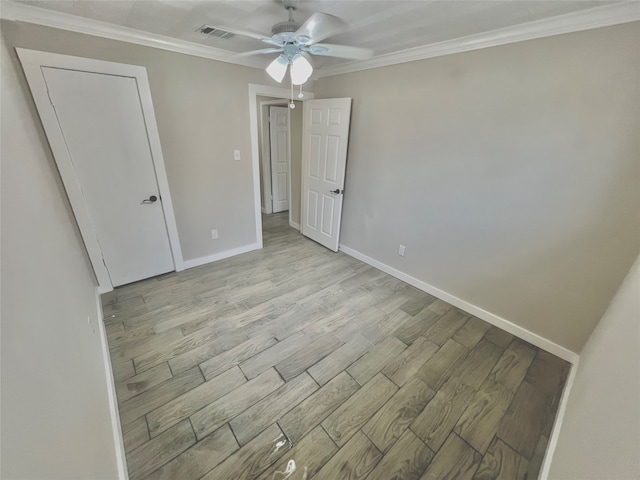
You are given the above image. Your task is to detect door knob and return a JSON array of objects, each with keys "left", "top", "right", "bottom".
[
  {"left": 142, "top": 195, "right": 158, "bottom": 204},
  {"left": 330, "top": 189, "right": 343, "bottom": 194}
]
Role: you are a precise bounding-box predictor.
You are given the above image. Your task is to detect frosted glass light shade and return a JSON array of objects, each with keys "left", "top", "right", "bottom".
[
  {"left": 290, "top": 53, "right": 313, "bottom": 85},
  {"left": 266, "top": 55, "right": 288, "bottom": 83}
]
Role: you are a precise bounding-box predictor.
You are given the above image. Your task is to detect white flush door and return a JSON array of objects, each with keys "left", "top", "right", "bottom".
[
  {"left": 269, "top": 106, "right": 290, "bottom": 213},
  {"left": 42, "top": 67, "right": 175, "bottom": 286},
  {"left": 301, "top": 98, "right": 352, "bottom": 252}
]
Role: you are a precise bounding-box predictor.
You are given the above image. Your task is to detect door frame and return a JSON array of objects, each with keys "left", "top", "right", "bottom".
[
  {"left": 17, "top": 48, "right": 184, "bottom": 293},
  {"left": 248, "top": 84, "right": 313, "bottom": 244},
  {"left": 259, "top": 100, "right": 289, "bottom": 215}
]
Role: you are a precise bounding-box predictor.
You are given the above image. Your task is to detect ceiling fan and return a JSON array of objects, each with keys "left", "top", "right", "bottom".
[{"left": 215, "top": 0, "right": 373, "bottom": 85}]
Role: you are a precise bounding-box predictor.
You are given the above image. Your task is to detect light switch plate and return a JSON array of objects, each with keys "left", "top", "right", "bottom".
[{"left": 233, "top": 149, "right": 241, "bottom": 161}]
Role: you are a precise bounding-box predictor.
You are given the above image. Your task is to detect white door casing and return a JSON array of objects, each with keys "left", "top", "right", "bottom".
[
  {"left": 17, "top": 48, "right": 183, "bottom": 292},
  {"left": 269, "top": 106, "right": 290, "bottom": 213},
  {"left": 301, "top": 98, "right": 352, "bottom": 252}
]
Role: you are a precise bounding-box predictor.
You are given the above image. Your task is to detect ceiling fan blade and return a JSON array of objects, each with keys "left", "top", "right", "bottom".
[
  {"left": 237, "top": 48, "right": 284, "bottom": 57},
  {"left": 215, "top": 25, "right": 281, "bottom": 46},
  {"left": 307, "top": 43, "right": 374, "bottom": 60},
  {"left": 295, "top": 12, "right": 347, "bottom": 45}
]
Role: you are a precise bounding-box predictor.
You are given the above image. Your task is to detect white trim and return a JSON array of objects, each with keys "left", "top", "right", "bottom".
[
  {"left": 338, "top": 244, "right": 579, "bottom": 364},
  {"left": 1, "top": 1, "right": 264, "bottom": 69},
  {"left": 261, "top": 207, "right": 268, "bottom": 214},
  {"left": 289, "top": 220, "right": 300, "bottom": 231},
  {"left": 183, "top": 242, "right": 260, "bottom": 270},
  {"left": 95, "top": 289, "right": 129, "bottom": 480},
  {"left": 16, "top": 48, "right": 184, "bottom": 290},
  {"left": 259, "top": 99, "right": 289, "bottom": 215},
  {"left": 248, "top": 84, "right": 313, "bottom": 246},
  {"left": 315, "top": 2, "right": 640, "bottom": 78},
  {"left": 539, "top": 359, "right": 580, "bottom": 480}
]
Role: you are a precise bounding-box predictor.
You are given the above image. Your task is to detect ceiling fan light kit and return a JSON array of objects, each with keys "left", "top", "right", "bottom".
[{"left": 216, "top": 0, "right": 373, "bottom": 88}]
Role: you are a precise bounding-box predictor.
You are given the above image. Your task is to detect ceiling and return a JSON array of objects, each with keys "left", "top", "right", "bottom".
[{"left": 10, "top": 0, "right": 624, "bottom": 71}]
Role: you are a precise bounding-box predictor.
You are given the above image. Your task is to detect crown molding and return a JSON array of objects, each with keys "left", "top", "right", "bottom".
[
  {"left": 0, "top": 1, "right": 265, "bottom": 69},
  {"left": 315, "top": 2, "right": 640, "bottom": 78},
  {"left": 1, "top": 1, "right": 637, "bottom": 76}
]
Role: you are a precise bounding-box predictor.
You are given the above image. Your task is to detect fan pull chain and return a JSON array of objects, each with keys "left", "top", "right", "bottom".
[
  {"left": 298, "top": 84, "right": 304, "bottom": 99},
  {"left": 290, "top": 80, "right": 295, "bottom": 109}
]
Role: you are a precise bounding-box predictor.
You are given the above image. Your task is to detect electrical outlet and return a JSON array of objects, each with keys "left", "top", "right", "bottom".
[
  {"left": 398, "top": 244, "right": 406, "bottom": 256},
  {"left": 211, "top": 229, "right": 219, "bottom": 240},
  {"left": 233, "top": 149, "right": 241, "bottom": 161}
]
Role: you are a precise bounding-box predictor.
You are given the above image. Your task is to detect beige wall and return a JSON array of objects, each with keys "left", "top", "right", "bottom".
[
  {"left": 1, "top": 20, "right": 283, "bottom": 263},
  {"left": 315, "top": 22, "right": 640, "bottom": 352},
  {"left": 549, "top": 255, "right": 640, "bottom": 479},
  {"left": 0, "top": 36, "right": 119, "bottom": 478}
]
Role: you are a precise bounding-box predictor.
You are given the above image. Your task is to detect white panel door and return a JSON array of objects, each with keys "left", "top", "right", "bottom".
[
  {"left": 301, "top": 98, "right": 352, "bottom": 252},
  {"left": 42, "top": 67, "right": 175, "bottom": 287},
  {"left": 269, "top": 106, "right": 290, "bottom": 213}
]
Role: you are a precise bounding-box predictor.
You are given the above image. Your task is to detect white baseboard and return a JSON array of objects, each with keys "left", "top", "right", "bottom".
[
  {"left": 289, "top": 220, "right": 300, "bottom": 231},
  {"left": 539, "top": 358, "right": 579, "bottom": 479},
  {"left": 95, "top": 288, "right": 129, "bottom": 480},
  {"left": 261, "top": 207, "right": 267, "bottom": 214},
  {"left": 338, "top": 244, "right": 579, "bottom": 364},
  {"left": 183, "top": 243, "right": 261, "bottom": 269}
]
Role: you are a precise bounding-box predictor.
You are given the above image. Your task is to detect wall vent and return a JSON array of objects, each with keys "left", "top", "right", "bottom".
[{"left": 198, "top": 25, "right": 235, "bottom": 39}]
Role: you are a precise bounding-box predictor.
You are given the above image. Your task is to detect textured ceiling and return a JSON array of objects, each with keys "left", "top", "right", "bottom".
[{"left": 13, "top": 0, "right": 619, "bottom": 68}]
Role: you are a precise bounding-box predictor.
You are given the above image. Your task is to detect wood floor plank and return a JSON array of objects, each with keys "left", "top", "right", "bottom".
[
  {"left": 200, "top": 423, "right": 291, "bottom": 480},
  {"left": 426, "top": 299, "right": 453, "bottom": 315},
  {"left": 452, "top": 316, "right": 492, "bottom": 349},
  {"left": 366, "top": 429, "right": 435, "bottom": 480},
  {"left": 399, "top": 294, "right": 437, "bottom": 316},
  {"left": 121, "top": 416, "right": 149, "bottom": 454},
  {"left": 486, "top": 339, "right": 536, "bottom": 392},
  {"left": 144, "top": 424, "right": 238, "bottom": 480},
  {"left": 198, "top": 333, "right": 277, "bottom": 381},
  {"left": 115, "top": 362, "right": 173, "bottom": 404},
  {"left": 308, "top": 335, "right": 371, "bottom": 386},
  {"left": 416, "top": 339, "right": 467, "bottom": 390},
  {"left": 441, "top": 339, "right": 503, "bottom": 393},
  {"left": 362, "top": 377, "right": 435, "bottom": 453},
  {"left": 229, "top": 372, "right": 318, "bottom": 446},
  {"left": 484, "top": 327, "right": 513, "bottom": 348},
  {"left": 112, "top": 358, "right": 136, "bottom": 383},
  {"left": 393, "top": 308, "right": 442, "bottom": 345},
  {"left": 382, "top": 336, "right": 440, "bottom": 387},
  {"left": 410, "top": 382, "right": 475, "bottom": 452},
  {"left": 496, "top": 380, "right": 552, "bottom": 459},
  {"left": 313, "top": 431, "right": 382, "bottom": 480},
  {"left": 346, "top": 336, "right": 407, "bottom": 386},
  {"left": 419, "top": 433, "right": 482, "bottom": 480},
  {"left": 424, "top": 309, "right": 470, "bottom": 346},
  {"left": 239, "top": 332, "right": 312, "bottom": 379},
  {"left": 190, "top": 368, "right": 284, "bottom": 440},
  {"left": 454, "top": 379, "right": 514, "bottom": 454},
  {"left": 524, "top": 350, "right": 570, "bottom": 395},
  {"left": 134, "top": 327, "right": 247, "bottom": 374},
  {"left": 259, "top": 426, "right": 338, "bottom": 480},
  {"left": 525, "top": 434, "right": 548, "bottom": 480},
  {"left": 473, "top": 437, "right": 529, "bottom": 480},
  {"left": 278, "top": 371, "right": 360, "bottom": 444},
  {"left": 146, "top": 366, "right": 246, "bottom": 437},
  {"left": 322, "top": 373, "right": 398, "bottom": 447},
  {"left": 273, "top": 333, "right": 343, "bottom": 381},
  {"left": 127, "top": 419, "right": 195, "bottom": 480},
  {"left": 119, "top": 366, "right": 204, "bottom": 426}
]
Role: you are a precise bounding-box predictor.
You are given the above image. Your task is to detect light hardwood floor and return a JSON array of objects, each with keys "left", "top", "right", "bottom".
[{"left": 103, "top": 213, "right": 569, "bottom": 480}]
